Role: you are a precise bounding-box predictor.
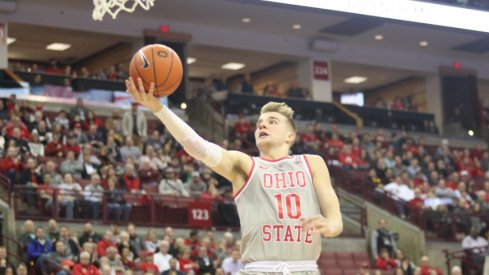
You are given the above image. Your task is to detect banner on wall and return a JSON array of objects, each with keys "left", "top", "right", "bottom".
[
  {"left": 187, "top": 201, "right": 213, "bottom": 228},
  {"left": 313, "top": 61, "right": 329, "bottom": 81}
]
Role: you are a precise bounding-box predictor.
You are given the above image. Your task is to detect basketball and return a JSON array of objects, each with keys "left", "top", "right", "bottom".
[{"left": 129, "top": 44, "right": 183, "bottom": 98}]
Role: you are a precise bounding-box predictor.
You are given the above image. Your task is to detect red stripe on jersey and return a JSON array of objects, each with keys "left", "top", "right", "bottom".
[
  {"left": 303, "top": 155, "right": 314, "bottom": 179},
  {"left": 259, "top": 156, "right": 292, "bottom": 162},
  {"left": 233, "top": 157, "right": 255, "bottom": 200}
]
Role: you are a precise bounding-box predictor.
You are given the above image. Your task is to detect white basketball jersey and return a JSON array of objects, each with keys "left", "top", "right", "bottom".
[{"left": 234, "top": 155, "right": 322, "bottom": 264}]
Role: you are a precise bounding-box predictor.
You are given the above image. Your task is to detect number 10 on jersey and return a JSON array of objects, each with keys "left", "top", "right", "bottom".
[{"left": 274, "top": 193, "right": 302, "bottom": 219}]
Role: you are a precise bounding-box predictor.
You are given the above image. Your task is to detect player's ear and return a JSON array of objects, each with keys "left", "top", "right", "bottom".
[{"left": 286, "top": 131, "right": 296, "bottom": 145}]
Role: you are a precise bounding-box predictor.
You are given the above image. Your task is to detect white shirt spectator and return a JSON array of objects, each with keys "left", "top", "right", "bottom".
[
  {"left": 84, "top": 184, "right": 104, "bottom": 202},
  {"left": 153, "top": 253, "right": 175, "bottom": 273},
  {"left": 462, "top": 234, "right": 488, "bottom": 254},
  {"left": 384, "top": 182, "right": 414, "bottom": 202},
  {"left": 221, "top": 256, "right": 244, "bottom": 275},
  {"left": 59, "top": 182, "right": 82, "bottom": 199}
]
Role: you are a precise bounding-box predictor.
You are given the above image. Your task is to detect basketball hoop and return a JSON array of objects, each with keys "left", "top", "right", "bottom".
[{"left": 92, "top": 0, "right": 155, "bottom": 21}]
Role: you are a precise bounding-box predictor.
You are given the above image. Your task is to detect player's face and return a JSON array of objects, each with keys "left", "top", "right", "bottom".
[{"left": 255, "top": 112, "right": 295, "bottom": 150}]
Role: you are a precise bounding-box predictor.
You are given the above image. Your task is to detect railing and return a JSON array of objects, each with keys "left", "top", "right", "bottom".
[
  {"left": 222, "top": 93, "right": 436, "bottom": 132},
  {"left": 0, "top": 173, "right": 11, "bottom": 206},
  {"left": 1, "top": 234, "right": 24, "bottom": 265},
  {"left": 11, "top": 184, "right": 367, "bottom": 237},
  {"left": 443, "top": 245, "right": 487, "bottom": 275},
  {"left": 329, "top": 165, "right": 489, "bottom": 242},
  {"left": 187, "top": 96, "right": 226, "bottom": 142},
  {"left": 12, "top": 186, "right": 240, "bottom": 231}
]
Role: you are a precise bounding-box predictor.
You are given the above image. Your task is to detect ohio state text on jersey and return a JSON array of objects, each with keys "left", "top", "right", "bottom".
[{"left": 234, "top": 155, "right": 322, "bottom": 264}]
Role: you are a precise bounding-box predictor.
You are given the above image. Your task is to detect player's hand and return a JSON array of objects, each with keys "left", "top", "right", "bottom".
[
  {"left": 301, "top": 215, "right": 340, "bottom": 237},
  {"left": 125, "top": 77, "right": 162, "bottom": 113}
]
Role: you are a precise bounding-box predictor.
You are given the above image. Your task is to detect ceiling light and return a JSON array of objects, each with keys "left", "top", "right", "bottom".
[
  {"left": 187, "top": 57, "right": 196, "bottom": 64},
  {"left": 468, "top": 130, "right": 474, "bottom": 136},
  {"left": 222, "top": 62, "right": 245, "bottom": 70},
  {"left": 292, "top": 24, "right": 302, "bottom": 30},
  {"left": 6, "top": 37, "right": 16, "bottom": 45},
  {"left": 242, "top": 18, "right": 251, "bottom": 23},
  {"left": 344, "top": 76, "right": 367, "bottom": 84},
  {"left": 180, "top": 102, "right": 187, "bottom": 110},
  {"left": 46, "top": 43, "right": 71, "bottom": 51},
  {"left": 419, "top": 41, "right": 429, "bottom": 47},
  {"left": 374, "top": 34, "right": 384, "bottom": 40},
  {"left": 257, "top": 0, "right": 489, "bottom": 33}
]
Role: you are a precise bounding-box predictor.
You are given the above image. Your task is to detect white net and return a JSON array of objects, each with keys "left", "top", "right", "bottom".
[{"left": 92, "top": 0, "right": 155, "bottom": 21}]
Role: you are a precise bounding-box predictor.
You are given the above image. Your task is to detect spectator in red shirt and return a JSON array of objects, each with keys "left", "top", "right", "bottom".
[
  {"left": 233, "top": 113, "right": 252, "bottom": 139},
  {"left": 408, "top": 188, "right": 425, "bottom": 211},
  {"left": 391, "top": 97, "right": 405, "bottom": 111},
  {"left": 375, "top": 248, "right": 397, "bottom": 270},
  {"left": 327, "top": 133, "right": 344, "bottom": 150},
  {"left": 83, "top": 110, "right": 104, "bottom": 130},
  {"left": 72, "top": 251, "right": 100, "bottom": 275},
  {"left": 45, "top": 59, "right": 63, "bottom": 74},
  {"left": 45, "top": 133, "right": 65, "bottom": 157},
  {"left": 120, "top": 247, "right": 136, "bottom": 270},
  {"left": 338, "top": 145, "right": 360, "bottom": 169},
  {"left": 140, "top": 252, "right": 159, "bottom": 274},
  {"left": 418, "top": 256, "right": 442, "bottom": 275},
  {"left": 178, "top": 248, "right": 197, "bottom": 274},
  {"left": 301, "top": 124, "right": 318, "bottom": 144},
  {"left": 0, "top": 146, "right": 22, "bottom": 174},
  {"left": 184, "top": 230, "right": 200, "bottom": 251},
  {"left": 119, "top": 163, "right": 140, "bottom": 193},
  {"left": 97, "top": 230, "right": 117, "bottom": 257}
]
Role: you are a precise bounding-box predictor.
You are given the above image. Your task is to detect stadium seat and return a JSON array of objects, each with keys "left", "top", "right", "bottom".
[
  {"left": 336, "top": 252, "right": 354, "bottom": 261},
  {"left": 320, "top": 252, "right": 336, "bottom": 260},
  {"left": 318, "top": 258, "right": 337, "bottom": 269},
  {"left": 337, "top": 259, "right": 355, "bottom": 268},
  {"left": 323, "top": 268, "right": 343, "bottom": 275},
  {"left": 342, "top": 269, "right": 360, "bottom": 275},
  {"left": 352, "top": 252, "right": 370, "bottom": 266}
]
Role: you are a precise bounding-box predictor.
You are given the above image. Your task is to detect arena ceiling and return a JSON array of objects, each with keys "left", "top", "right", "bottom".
[{"left": 5, "top": 0, "right": 489, "bottom": 91}]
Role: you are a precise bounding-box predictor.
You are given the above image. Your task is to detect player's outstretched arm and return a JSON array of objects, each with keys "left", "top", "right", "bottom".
[
  {"left": 301, "top": 154, "right": 343, "bottom": 237},
  {"left": 125, "top": 78, "right": 252, "bottom": 186}
]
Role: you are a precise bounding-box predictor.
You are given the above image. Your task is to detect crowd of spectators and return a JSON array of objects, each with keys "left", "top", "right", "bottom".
[
  {"left": 369, "top": 219, "right": 446, "bottom": 275},
  {"left": 372, "top": 97, "right": 420, "bottom": 113},
  {"left": 299, "top": 122, "right": 489, "bottom": 236},
  {"left": 0, "top": 95, "right": 235, "bottom": 223},
  {"left": 11, "top": 219, "right": 243, "bottom": 274},
  {"left": 0, "top": 93, "right": 486, "bottom": 273},
  {"left": 195, "top": 74, "right": 311, "bottom": 101},
  {"left": 9, "top": 59, "right": 129, "bottom": 82}
]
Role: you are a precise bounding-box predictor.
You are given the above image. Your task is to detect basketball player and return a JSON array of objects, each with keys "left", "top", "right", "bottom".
[{"left": 126, "top": 78, "right": 342, "bottom": 274}]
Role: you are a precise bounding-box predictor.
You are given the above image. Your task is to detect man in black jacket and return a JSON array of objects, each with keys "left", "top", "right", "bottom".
[
  {"left": 18, "top": 157, "right": 42, "bottom": 206},
  {"left": 78, "top": 222, "right": 101, "bottom": 247},
  {"left": 370, "top": 219, "right": 398, "bottom": 259},
  {"left": 196, "top": 246, "right": 215, "bottom": 275}
]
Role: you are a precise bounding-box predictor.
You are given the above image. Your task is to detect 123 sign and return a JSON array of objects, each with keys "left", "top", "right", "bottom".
[
  {"left": 188, "top": 201, "right": 212, "bottom": 227},
  {"left": 313, "top": 61, "right": 329, "bottom": 81}
]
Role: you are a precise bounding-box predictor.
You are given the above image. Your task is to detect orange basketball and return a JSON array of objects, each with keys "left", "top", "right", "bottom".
[{"left": 129, "top": 44, "right": 183, "bottom": 98}]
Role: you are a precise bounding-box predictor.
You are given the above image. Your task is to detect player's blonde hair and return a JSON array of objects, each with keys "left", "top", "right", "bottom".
[{"left": 260, "top": 102, "right": 296, "bottom": 132}]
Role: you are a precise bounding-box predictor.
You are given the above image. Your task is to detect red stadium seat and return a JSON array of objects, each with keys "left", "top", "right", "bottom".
[
  {"left": 336, "top": 252, "right": 354, "bottom": 261},
  {"left": 352, "top": 252, "right": 370, "bottom": 266},
  {"left": 318, "top": 258, "right": 337, "bottom": 269},
  {"left": 322, "top": 268, "right": 343, "bottom": 275},
  {"left": 320, "top": 252, "right": 336, "bottom": 260},
  {"left": 343, "top": 269, "right": 361, "bottom": 275},
  {"left": 337, "top": 259, "right": 355, "bottom": 268}
]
